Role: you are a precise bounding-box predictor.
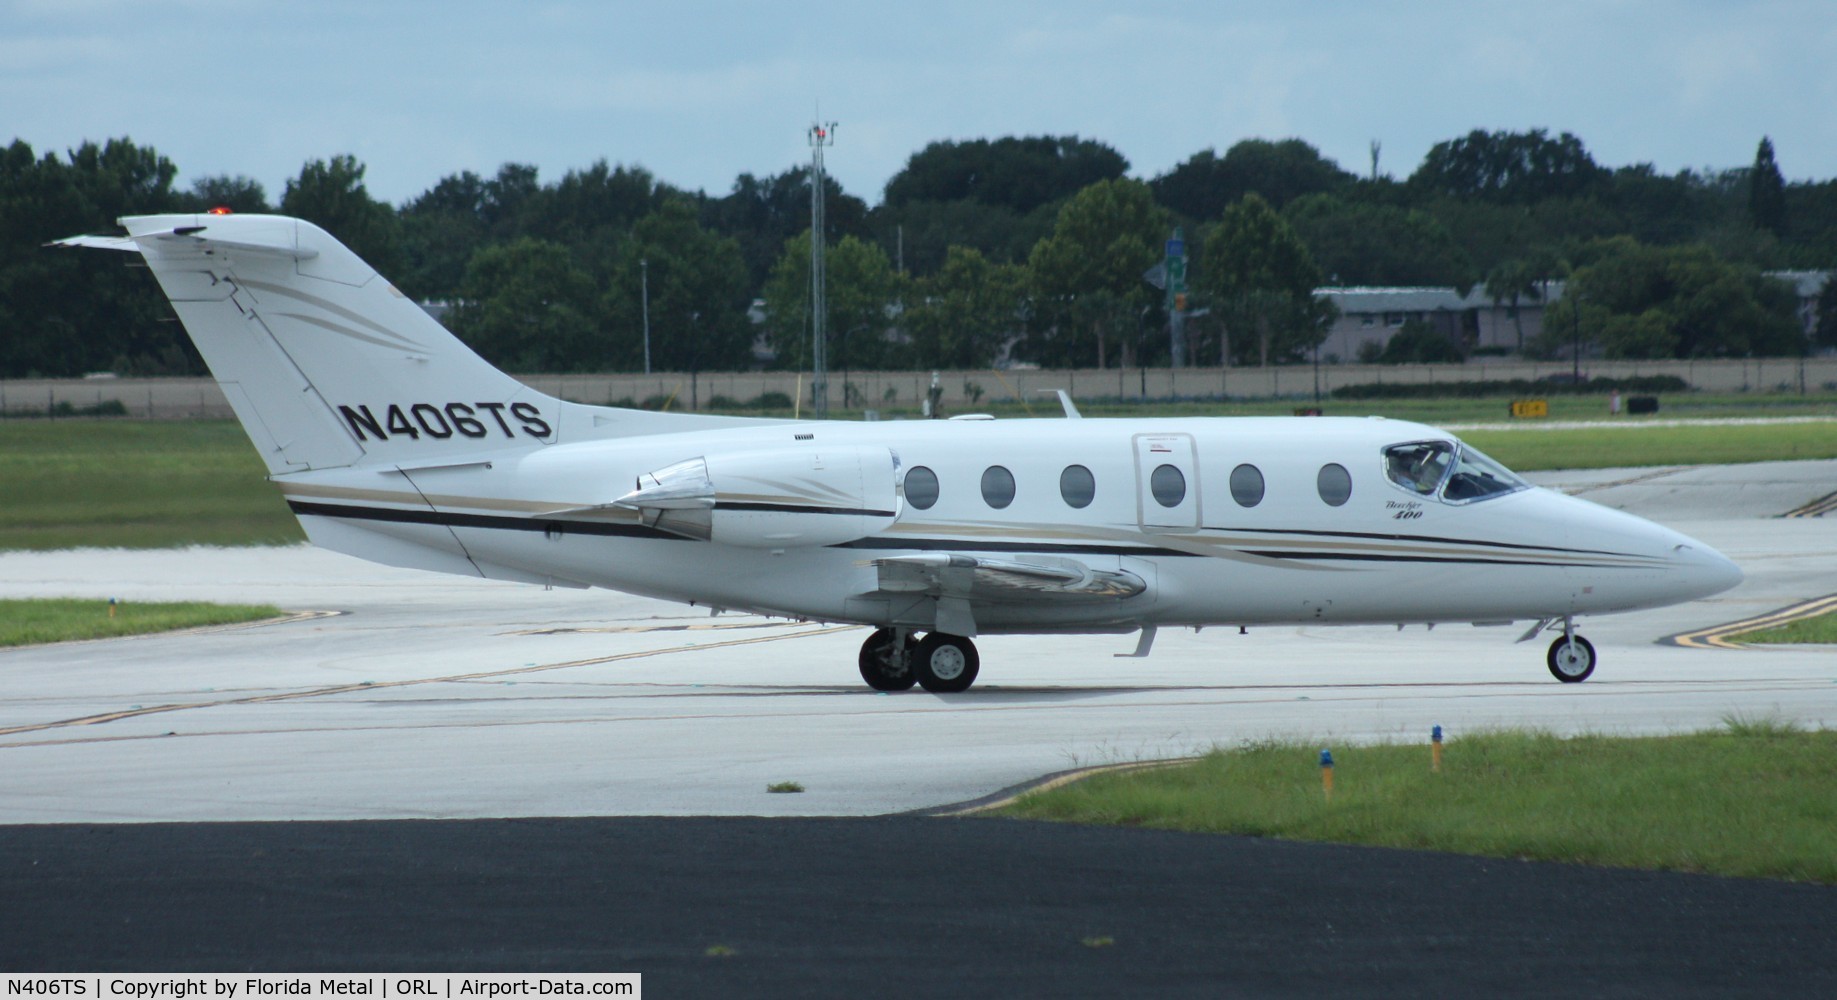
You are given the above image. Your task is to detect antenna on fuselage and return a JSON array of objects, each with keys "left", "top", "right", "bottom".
[{"left": 1035, "top": 389, "right": 1082, "bottom": 419}]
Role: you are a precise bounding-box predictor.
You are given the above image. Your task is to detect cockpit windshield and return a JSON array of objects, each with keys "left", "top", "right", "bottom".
[{"left": 1383, "top": 440, "right": 1527, "bottom": 504}]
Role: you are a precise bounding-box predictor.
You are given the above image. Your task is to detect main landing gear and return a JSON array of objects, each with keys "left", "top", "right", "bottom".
[{"left": 858, "top": 628, "right": 980, "bottom": 693}]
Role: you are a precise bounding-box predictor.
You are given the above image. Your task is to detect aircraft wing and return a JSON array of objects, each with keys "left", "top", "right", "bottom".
[{"left": 872, "top": 553, "right": 1145, "bottom": 601}]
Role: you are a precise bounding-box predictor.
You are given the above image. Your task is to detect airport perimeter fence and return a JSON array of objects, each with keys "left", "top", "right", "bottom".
[{"left": 4, "top": 357, "right": 1836, "bottom": 420}]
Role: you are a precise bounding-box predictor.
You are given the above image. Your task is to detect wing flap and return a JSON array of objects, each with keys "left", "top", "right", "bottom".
[{"left": 873, "top": 553, "right": 1146, "bottom": 602}]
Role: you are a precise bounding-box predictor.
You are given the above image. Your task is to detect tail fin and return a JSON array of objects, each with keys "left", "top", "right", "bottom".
[{"left": 55, "top": 213, "right": 762, "bottom": 475}]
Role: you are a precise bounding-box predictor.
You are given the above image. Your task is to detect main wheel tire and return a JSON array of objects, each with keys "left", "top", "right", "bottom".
[
  {"left": 1547, "top": 634, "right": 1597, "bottom": 683},
  {"left": 858, "top": 627, "right": 917, "bottom": 691},
  {"left": 913, "top": 632, "right": 980, "bottom": 693}
]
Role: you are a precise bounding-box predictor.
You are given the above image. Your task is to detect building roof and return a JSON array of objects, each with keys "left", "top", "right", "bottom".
[
  {"left": 1764, "top": 270, "right": 1831, "bottom": 298},
  {"left": 1318, "top": 282, "right": 1568, "bottom": 313}
]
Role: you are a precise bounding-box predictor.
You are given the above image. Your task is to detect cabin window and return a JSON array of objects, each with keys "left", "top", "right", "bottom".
[
  {"left": 980, "top": 465, "right": 1016, "bottom": 509},
  {"left": 1317, "top": 463, "right": 1352, "bottom": 506},
  {"left": 904, "top": 466, "right": 939, "bottom": 510},
  {"left": 1059, "top": 464, "right": 1096, "bottom": 508},
  {"left": 1229, "top": 464, "right": 1265, "bottom": 507},
  {"left": 1149, "top": 464, "right": 1186, "bottom": 508}
]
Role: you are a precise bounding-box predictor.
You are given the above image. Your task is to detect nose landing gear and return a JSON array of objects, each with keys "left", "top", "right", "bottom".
[{"left": 1546, "top": 618, "right": 1596, "bottom": 683}]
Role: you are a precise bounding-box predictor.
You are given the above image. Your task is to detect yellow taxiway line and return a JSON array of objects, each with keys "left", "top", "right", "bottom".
[{"left": 1667, "top": 593, "right": 1837, "bottom": 649}]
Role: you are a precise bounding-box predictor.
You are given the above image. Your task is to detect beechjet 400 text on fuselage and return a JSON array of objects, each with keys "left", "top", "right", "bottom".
[{"left": 54, "top": 214, "right": 1743, "bottom": 692}]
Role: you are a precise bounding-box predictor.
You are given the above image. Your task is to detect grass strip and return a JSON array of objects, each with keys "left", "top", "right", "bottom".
[
  {"left": 0, "top": 598, "right": 283, "bottom": 647},
  {"left": 0, "top": 420, "right": 302, "bottom": 550},
  {"left": 1729, "top": 610, "right": 1837, "bottom": 645},
  {"left": 1461, "top": 421, "right": 1837, "bottom": 471},
  {"left": 998, "top": 725, "right": 1837, "bottom": 884}
]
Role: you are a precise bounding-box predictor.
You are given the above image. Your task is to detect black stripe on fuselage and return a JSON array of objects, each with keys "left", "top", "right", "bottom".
[
  {"left": 288, "top": 500, "right": 1194, "bottom": 557},
  {"left": 1240, "top": 550, "right": 1594, "bottom": 568},
  {"left": 717, "top": 501, "right": 897, "bottom": 517},
  {"left": 286, "top": 500, "right": 680, "bottom": 540},
  {"left": 1211, "top": 525, "right": 1638, "bottom": 559},
  {"left": 832, "top": 537, "right": 1198, "bottom": 558}
]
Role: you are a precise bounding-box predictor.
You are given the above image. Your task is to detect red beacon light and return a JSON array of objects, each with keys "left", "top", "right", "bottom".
[{"left": 207, "top": 206, "right": 233, "bottom": 215}]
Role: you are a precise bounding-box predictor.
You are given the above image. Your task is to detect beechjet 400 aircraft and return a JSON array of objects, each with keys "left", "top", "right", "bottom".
[{"left": 56, "top": 214, "right": 1742, "bottom": 692}]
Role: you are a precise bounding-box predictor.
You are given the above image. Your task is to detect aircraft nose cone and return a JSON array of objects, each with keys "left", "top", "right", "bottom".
[{"left": 1671, "top": 539, "right": 1743, "bottom": 600}]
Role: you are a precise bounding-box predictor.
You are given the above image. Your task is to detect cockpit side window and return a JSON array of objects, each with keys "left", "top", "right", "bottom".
[
  {"left": 1384, "top": 441, "right": 1454, "bottom": 496},
  {"left": 1441, "top": 444, "right": 1528, "bottom": 503},
  {"left": 1384, "top": 440, "right": 1528, "bottom": 504}
]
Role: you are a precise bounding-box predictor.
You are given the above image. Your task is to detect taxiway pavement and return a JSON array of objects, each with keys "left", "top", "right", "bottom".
[{"left": 1, "top": 461, "right": 1832, "bottom": 824}]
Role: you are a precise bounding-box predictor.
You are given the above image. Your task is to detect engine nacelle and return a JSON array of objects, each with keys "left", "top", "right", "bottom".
[{"left": 615, "top": 445, "right": 901, "bottom": 548}]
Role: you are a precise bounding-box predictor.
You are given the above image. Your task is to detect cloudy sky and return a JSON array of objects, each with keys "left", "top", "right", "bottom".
[{"left": 6, "top": 0, "right": 1832, "bottom": 207}]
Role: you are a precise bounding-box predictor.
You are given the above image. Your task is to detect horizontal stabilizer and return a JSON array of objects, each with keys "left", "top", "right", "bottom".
[
  {"left": 50, "top": 226, "right": 320, "bottom": 260},
  {"left": 45, "top": 234, "right": 139, "bottom": 252}
]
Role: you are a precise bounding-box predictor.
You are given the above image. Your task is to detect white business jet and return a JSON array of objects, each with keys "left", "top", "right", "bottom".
[{"left": 56, "top": 214, "right": 1742, "bottom": 692}]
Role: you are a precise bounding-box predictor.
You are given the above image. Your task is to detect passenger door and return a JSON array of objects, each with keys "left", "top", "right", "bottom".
[{"left": 1133, "top": 433, "right": 1200, "bottom": 531}]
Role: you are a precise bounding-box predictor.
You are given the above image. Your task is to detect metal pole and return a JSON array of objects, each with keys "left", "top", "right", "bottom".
[
  {"left": 1314, "top": 337, "right": 1321, "bottom": 403},
  {"left": 640, "top": 258, "right": 651, "bottom": 375},
  {"left": 1572, "top": 299, "right": 1581, "bottom": 384},
  {"left": 809, "top": 121, "right": 837, "bottom": 419}
]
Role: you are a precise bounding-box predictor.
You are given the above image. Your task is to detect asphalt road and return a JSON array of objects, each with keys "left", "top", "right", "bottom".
[{"left": 5, "top": 817, "right": 1834, "bottom": 997}]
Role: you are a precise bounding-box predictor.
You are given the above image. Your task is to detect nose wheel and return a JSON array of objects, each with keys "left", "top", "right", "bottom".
[{"left": 1546, "top": 634, "right": 1596, "bottom": 683}]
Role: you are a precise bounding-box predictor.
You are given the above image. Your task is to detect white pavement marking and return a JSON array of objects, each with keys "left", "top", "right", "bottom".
[{"left": 1, "top": 462, "right": 1833, "bottom": 824}]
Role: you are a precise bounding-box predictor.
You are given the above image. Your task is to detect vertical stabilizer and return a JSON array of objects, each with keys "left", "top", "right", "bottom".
[
  {"left": 93, "top": 214, "right": 556, "bottom": 474},
  {"left": 55, "top": 213, "right": 783, "bottom": 476}
]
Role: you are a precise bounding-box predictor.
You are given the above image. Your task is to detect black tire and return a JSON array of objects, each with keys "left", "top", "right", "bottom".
[
  {"left": 1547, "top": 634, "right": 1596, "bottom": 683},
  {"left": 913, "top": 632, "right": 980, "bottom": 693},
  {"left": 858, "top": 627, "right": 917, "bottom": 691}
]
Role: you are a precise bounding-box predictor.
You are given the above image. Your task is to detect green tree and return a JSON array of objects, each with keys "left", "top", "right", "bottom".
[
  {"left": 1152, "top": 139, "right": 1354, "bottom": 221},
  {"left": 448, "top": 238, "right": 601, "bottom": 372},
  {"left": 1815, "top": 276, "right": 1837, "bottom": 351},
  {"left": 1483, "top": 253, "right": 1563, "bottom": 353},
  {"left": 884, "top": 136, "right": 1127, "bottom": 215},
  {"left": 603, "top": 201, "right": 755, "bottom": 372},
  {"left": 1023, "top": 178, "right": 1169, "bottom": 368},
  {"left": 1377, "top": 318, "right": 1464, "bottom": 364},
  {"left": 1410, "top": 129, "right": 1606, "bottom": 203},
  {"left": 1605, "top": 164, "right": 1709, "bottom": 246},
  {"left": 0, "top": 138, "right": 192, "bottom": 377},
  {"left": 176, "top": 174, "right": 269, "bottom": 214},
  {"left": 523, "top": 160, "right": 676, "bottom": 272},
  {"left": 1781, "top": 178, "right": 1837, "bottom": 267},
  {"left": 1749, "top": 137, "right": 1787, "bottom": 237},
  {"left": 762, "top": 231, "right": 906, "bottom": 371},
  {"left": 867, "top": 197, "right": 1055, "bottom": 278},
  {"left": 703, "top": 167, "right": 869, "bottom": 288},
  {"left": 1197, "top": 194, "right": 1326, "bottom": 366},
  {"left": 280, "top": 154, "right": 401, "bottom": 275},
  {"left": 902, "top": 246, "right": 1027, "bottom": 369},
  {"left": 1534, "top": 237, "right": 1801, "bottom": 360},
  {"left": 1419, "top": 195, "right": 1618, "bottom": 282},
  {"left": 399, "top": 173, "right": 490, "bottom": 302},
  {"left": 1283, "top": 194, "right": 1472, "bottom": 287}
]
